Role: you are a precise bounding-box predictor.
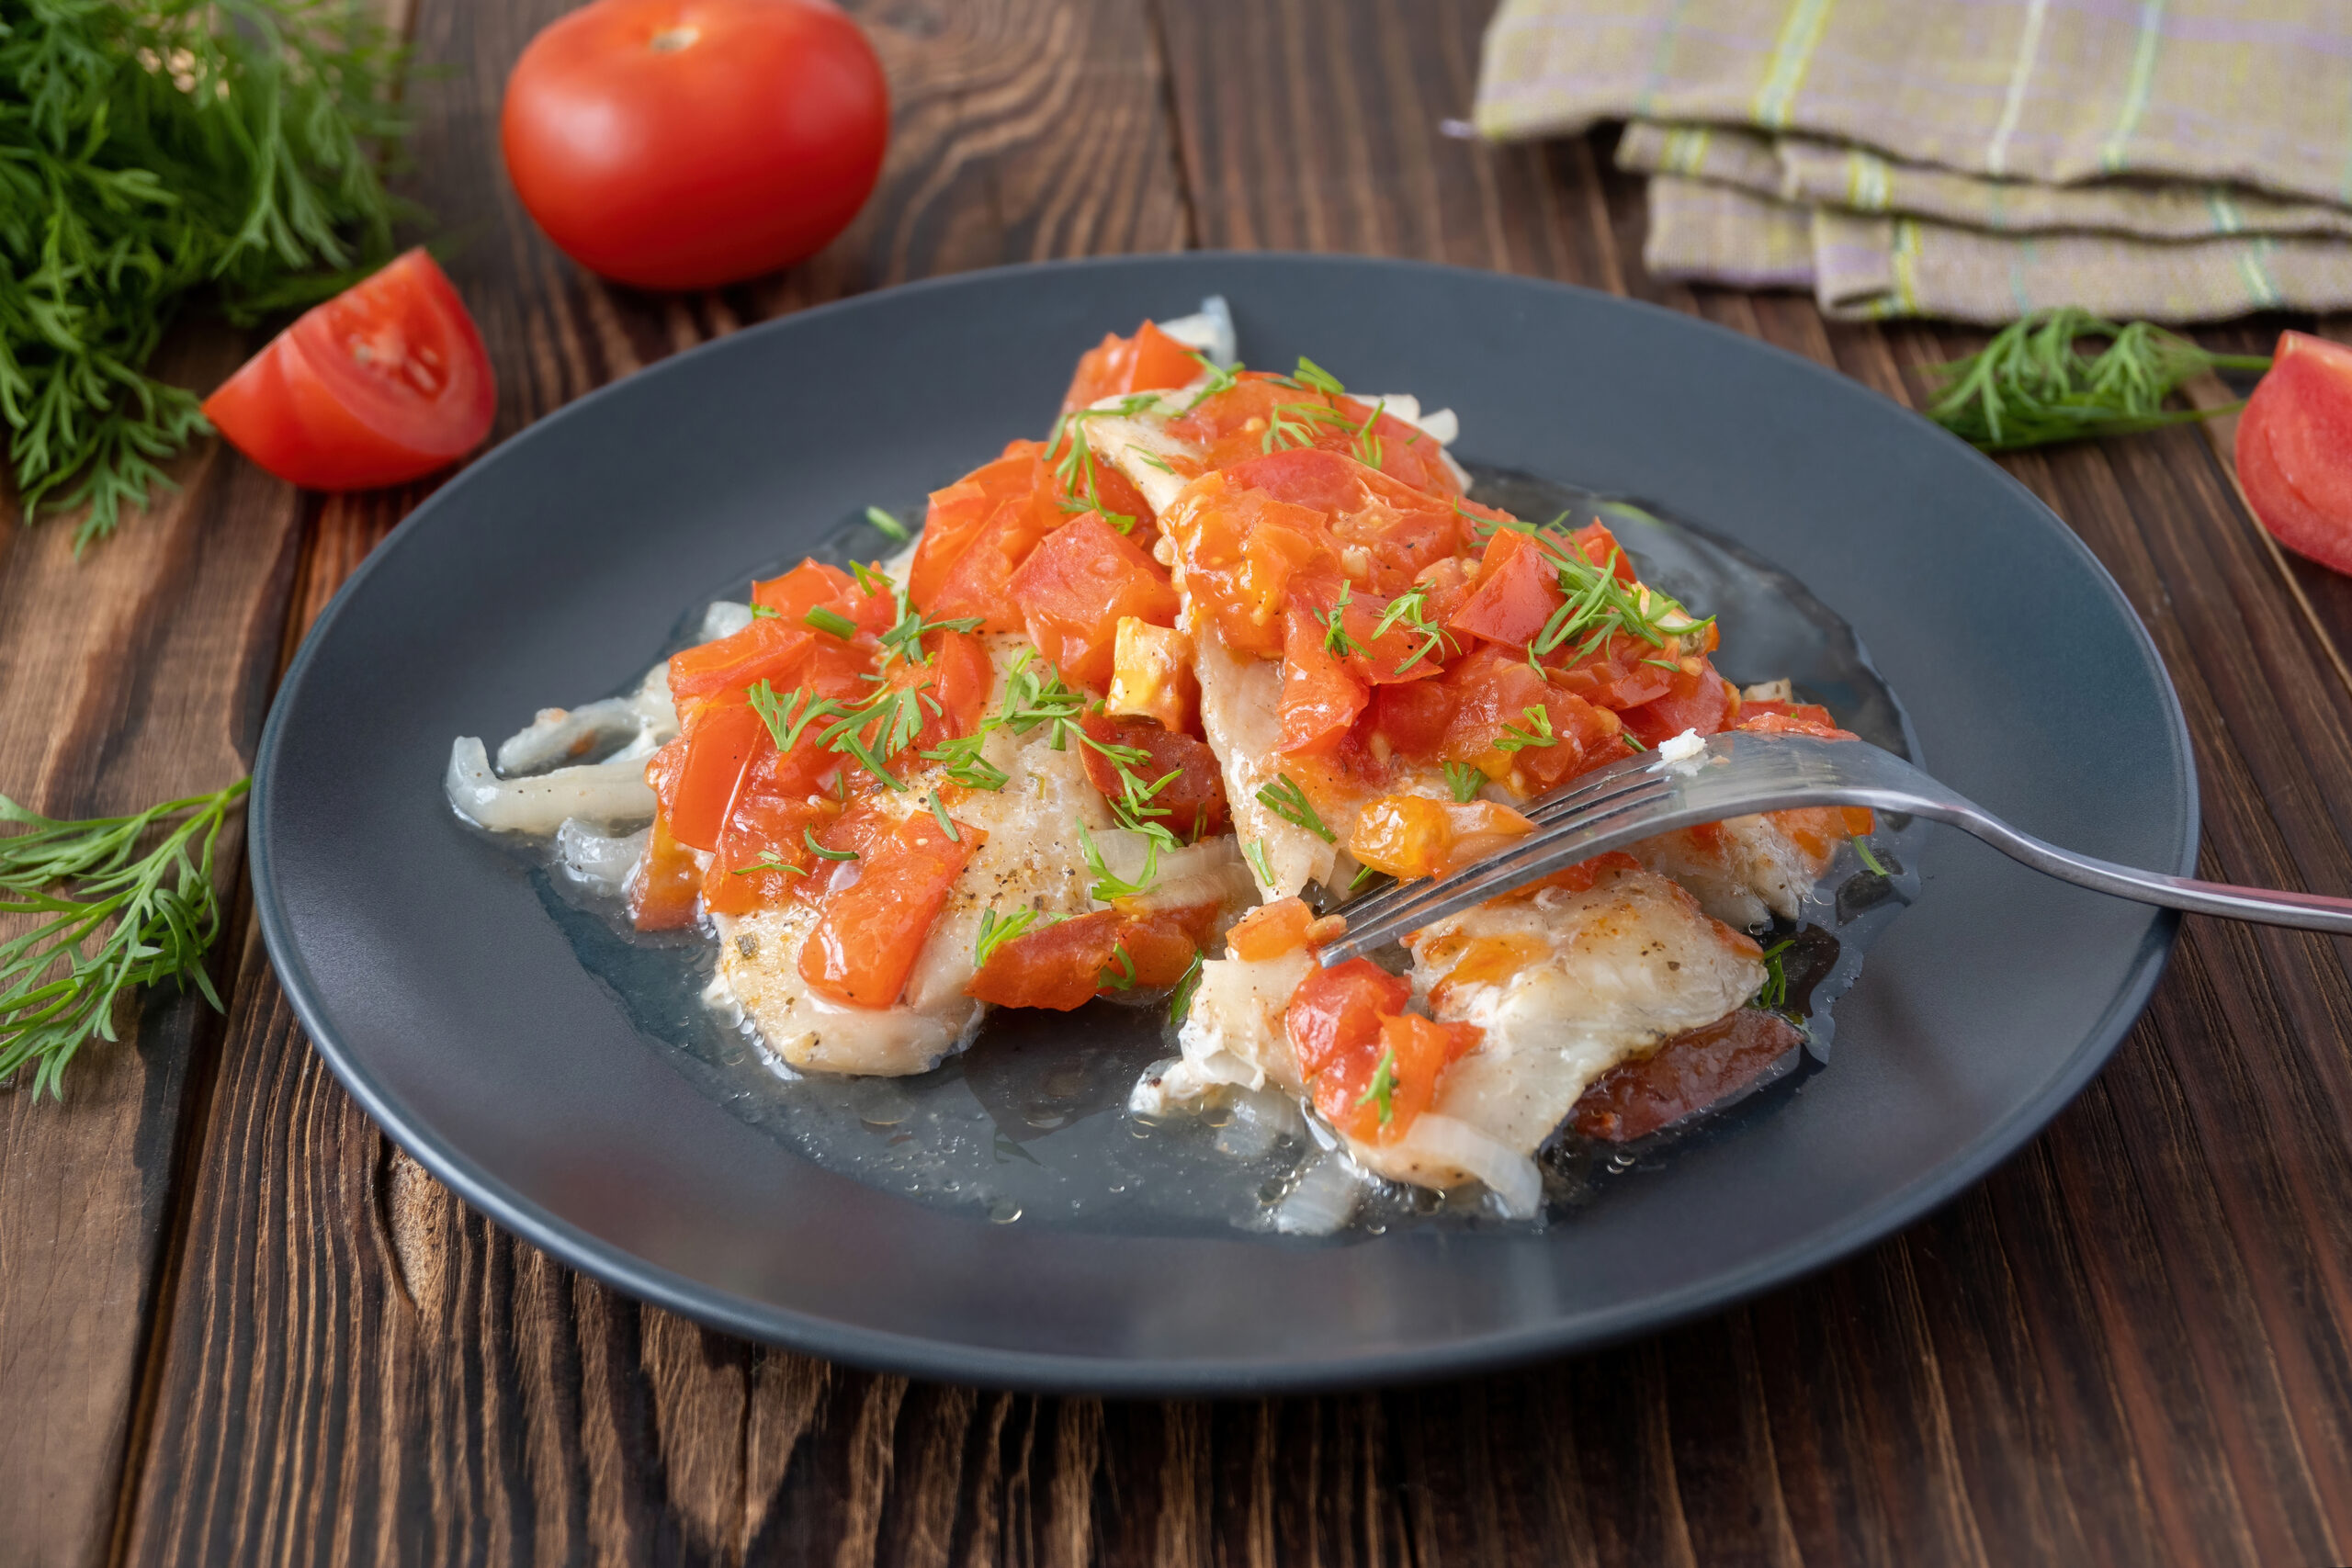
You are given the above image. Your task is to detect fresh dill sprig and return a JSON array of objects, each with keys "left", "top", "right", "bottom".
[
  {"left": 1922, "top": 309, "right": 2271, "bottom": 452},
  {"left": 875, "top": 583, "right": 981, "bottom": 672},
  {"left": 1169, "top": 950, "right": 1204, "bottom": 1022},
  {"left": 1180, "top": 349, "right": 1241, "bottom": 412},
  {"left": 1757, "top": 939, "right": 1792, "bottom": 1011},
  {"left": 1354, "top": 1046, "right": 1399, "bottom": 1126},
  {"left": 729, "top": 853, "right": 804, "bottom": 878},
  {"left": 1293, "top": 356, "right": 1346, "bottom": 398},
  {"left": 974, "top": 907, "right": 1048, "bottom": 967},
  {"left": 803, "top": 606, "right": 859, "bottom": 640},
  {"left": 1371, "top": 584, "right": 1449, "bottom": 673},
  {"left": 1100, "top": 943, "right": 1138, "bottom": 991},
  {"left": 2, "top": 0, "right": 414, "bottom": 548},
  {"left": 925, "top": 790, "right": 960, "bottom": 841},
  {"left": 1244, "top": 839, "right": 1275, "bottom": 886},
  {"left": 864, "top": 505, "right": 910, "bottom": 542},
  {"left": 1318, "top": 583, "right": 1363, "bottom": 658},
  {"left": 1078, "top": 820, "right": 1160, "bottom": 901},
  {"left": 804, "top": 828, "right": 857, "bottom": 863},
  {"left": 1349, "top": 863, "right": 1383, "bottom": 893},
  {"left": 1255, "top": 774, "right": 1335, "bottom": 842},
  {"left": 1852, "top": 836, "right": 1890, "bottom": 877},
  {"left": 1442, "top": 761, "right": 1485, "bottom": 804},
  {"left": 920, "top": 733, "right": 1009, "bottom": 792},
  {"left": 2, "top": 777, "right": 248, "bottom": 1098},
  {"left": 1496, "top": 705, "right": 1556, "bottom": 753}
]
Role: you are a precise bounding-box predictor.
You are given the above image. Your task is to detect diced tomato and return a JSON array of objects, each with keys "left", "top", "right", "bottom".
[
  {"left": 1227, "top": 896, "right": 1317, "bottom": 961},
  {"left": 1161, "top": 474, "right": 1332, "bottom": 657},
  {"left": 628, "top": 815, "right": 702, "bottom": 931},
  {"left": 1062, "top": 320, "right": 1202, "bottom": 411},
  {"left": 1277, "top": 606, "right": 1369, "bottom": 754},
  {"left": 703, "top": 791, "right": 831, "bottom": 916},
  {"left": 1317, "top": 1010, "right": 1480, "bottom": 1144},
  {"left": 1212, "top": 446, "right": 1463, "bottom": 588},
  {"left": 655, "top": 694, "right": 768, "bottom": 851},
  {"left": 1449, "top": 527, "right": 1565, "bottom": 650},
  {"left": 667, "top": 615, "right": 812, "bottom": 706},
  {"left": 751, "top": 560, "right": 852, "bottom": 621},
  {"left": 1285, "top": 958, "right": 1411, "bottom": 1079},
  {"left": 797, "top": 793, "right": 900, "bottom": 898},
  {"left": 1111, "top": 911, "right": 1206, "bottom": 989},
  {"left": 799, "top": 811, "right": 984, "bottom": 1008},
  {"left": 1549, "top": 631, "right": 1677, "bottom": 711},
  {"left": 1368, "top": 680, "right": 1458, "bottom": 758},
  {"left": 1620, "top": 663, "right": 1737, "bottom": 748},
  {"left": 1568, "top": 521, "right": 1640, "bottom": 582},
  {"left": 925, "top": 488, "right": 1066, "bottom": 632},
  {"left": 1440, "top": 648, "right": 1625, "bottom": 791},
  {"left": 1008, "top": 513, "right": 1180, "bottom": 691},
  {"left": 908, "top": 441, "right": 1048, "bottom": 608},
  {"left": 1571, "top": 1009, "right": 1803, "bottom": 1143},
  {"left": 1735, "top": 702, "right": 1858, "bottom": 741},
  {"left": 876, "top": 627, "right": 994, "bottom": 766},
  {"left": 967, "top": 909, "right": 1123, "bottom": 1010},
  {"left": 1078, "top": 715, "right": 1230, "bottom": 838},
  {"left": 1347, "top": 795, "right": 1535, "bottom": 880},
  {"left": 1167, "top": 383, "right": 1460, "bottom": 502},
  {"left": 1289, "top": 573, "right": 1452, "bottom": 685}
]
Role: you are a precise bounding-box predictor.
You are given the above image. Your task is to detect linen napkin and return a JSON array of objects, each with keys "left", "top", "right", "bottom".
[{"left": 1473, "top": 0, "right": 2352, "bottom": 321}]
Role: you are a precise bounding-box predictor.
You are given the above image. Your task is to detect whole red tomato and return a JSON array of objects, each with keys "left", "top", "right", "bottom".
[{"left": 502, "top": 0, "right": 888, "bottom": 290}]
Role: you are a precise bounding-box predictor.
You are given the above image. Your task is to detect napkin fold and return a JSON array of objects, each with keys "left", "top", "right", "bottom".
[{"left": 1474, "top": 0, "right": 2352, "bottom": 321}]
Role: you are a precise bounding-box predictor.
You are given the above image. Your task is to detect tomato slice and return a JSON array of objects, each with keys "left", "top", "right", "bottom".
[
  {"left": 1620, "top": 663, "right": 1736, "bottom": 748},
  {"left": 967, "top": 909, "right": 1124, "bottom": 1010},
  {"left": 1078, "top": 715, "right": 1230, "bottom": 839},
  {"left": 654, "top": 695, "right": 769, "bottom": 851},
  {"left": 799, "top": 812, "right": 984, "bottom": 1008},
  {"left": 1062, "top": 321, "right": 1201, "bottom": 410},
  {"left": 1735, "top": 702, "right": 1857, "bottom": 741},
  {"left": 202, "top": 249, "right": 495, "bottom": 491},
  {"left": 1571, "top": 1009, "right": 1803, "bottom": 1142},
  {"left": 628, "top": 816, "right": 703, "bottom": 931},
  {"left": 1227, "top": 897, "right": 1317, "bottom": 961},
  {"left": 925, "top": 491, "right": 1063, "bottom": 631},
  {"left": 1277, "top": 605, "right": 1370, "bottom": 754},
  {"left": 703, "top": 791, "right": 831, "bottom": 916},
  {"left": 1008, "top": 513, "right": 1180, "bottom": 691},
  {"left": 1449, "top": 527, "right": 1565, "bottom": 649},
  {"left": 909, "top": 441, "right": 1049, "bottom": 608}
]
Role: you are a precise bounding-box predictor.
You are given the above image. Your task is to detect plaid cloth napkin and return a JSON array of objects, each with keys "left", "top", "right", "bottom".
[{"left": 1473, "top": 0, "right": 2352, "bottom": 321}]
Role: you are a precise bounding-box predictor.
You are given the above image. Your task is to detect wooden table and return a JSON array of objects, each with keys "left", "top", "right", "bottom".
[{"left": 7, "top": 2, "right": 2351, "bottom": 1562}]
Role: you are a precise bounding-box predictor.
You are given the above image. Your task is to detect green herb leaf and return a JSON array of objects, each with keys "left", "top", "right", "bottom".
[
  {"left": 1294, "top": 355, "right": 1346, "bottom": 398},
  {"left": 920, "top": 733, "right": 1009, "bottom": 792},
  {"left": 1354, "top": 1046, "right": 1399, "bottom": 1126},
  {"left": 865, "top": 505, "right": 910, "bottom": 541},
  {"left": 3, "top": 2, "right": 415, "bottom": 548},
  {"left": 1078, "top": 820, "right": 1160, "bottom": 902},
  {"left": 1757, "top": 938, "right": 1792, "bottom": 1010},
  {"left": 805, "top": 828, "right": 857, "bottom": 863},
  {"left": 1496, "top": 705, "right": 1556, "bottom": 753},
  {"left": 926, "top": 790, "right": 960, "bottom": 841},
  {"left": 1243, "top": 839, "right": 1275, "bottom": 887},
  {"left": 1100, "top": 943, "right": 1138, "bottom": 991},
  {"left": 973, "top": 907, "right": 1049, "bottom": 968},
  {"left": 803, "top": 605, "right": 859, "bottom": 640},
  {"left": 2, "top": 777, "right": 248, "bottom": 1097},
  {"left": 1442, "top": 761, "right": 1485, "bottom": 804},
  {"left": 1922, "top": 308, "right": 2271, "bottom": 452},
  {"left": 1255, "top": 774, "right": 1335, "bottom": 842},
  {"left": 1169, "top": 950, "right": 1204, "bottom": 1023},
  {"left": 729, "top": 853, "right": 805, "bottom": 878},
  {"left": 749, "top": 604, "right": 780, "bottom": 619},
  {"left": 1852, "top": 836, "right": 1890, "bottom": 877}
]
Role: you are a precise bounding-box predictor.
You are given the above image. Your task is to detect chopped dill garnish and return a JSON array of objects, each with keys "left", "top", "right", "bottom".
[
  {"left": 920, "top": 733, "right": 1008, "bottom": 792},
  {"left": 1349, "top": 863, "right": 1383, "bottom": 893},
  {"left": 749, "top": 604, "right": 780, "bottom": 619},
  {"left": 1354, "top": 1047, "right": 1398, "bottom": 1126},
  {"left": 729, "top": 853, "right": 805, "bottom": 878},
  {"left": 974, "top": 907, "right": 1047, "bottom": 967},
  {"left": 1130, "top": 447, "right": 1175, "bottom": 473},
  {"left": 1294, "top": 355, "right": 1346, "bottom": 398},
  {"left": 1078, "top": 820, "right": 1160, "bottom": 901},
  {"left": 1180, "top": 349, "right": 1242, "bottom": 412},
  {"left": 1757, "top": 939, "right": 1792, "bottom": 1010},
  {"left": 1100, "top": 943, "right": 1138, "bottom": 991},
  {"left": 1496, "top": 705, "right": 1557, "bottom": 753},
  {"left": 1442, "top": 761, "right": 1485, "bottom": 803},
  {"left": 1256, "top": 775, "right": 1336, "bottom": 842},
  {"left": 804, "top": 829, "right": 857, "bottom": 863},
  {"left": 748, "top": 682, "right": 842, "bottom": 752},
  {"left": 1244, "top": 839, "right": 1275, "bottom": 887},
  {"left": 803, "top": 605, "right": 859, "bottom": 640},
  {"left": 1169, "top": 951, "right": 1204, "bottom": 1022},
  {"left": 849, "top": 559, "right": 891, "bottom": 595},
  {"left": 926, "top": 790, "right": 959, "bottom": 841},
  {"left": 865, "top": 505, "right": 910, "bottom": 542},
  {"left": 1621, "top": 730, "right": 1647, "bottom": 752},
  {"left": 1852, "top": 836, "right": 1891, "bottom": 877}
]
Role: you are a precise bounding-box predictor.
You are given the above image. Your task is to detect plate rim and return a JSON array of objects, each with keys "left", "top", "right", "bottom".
[{"left": 249, "top": 251, "right": 2198, "bottom": 1394}]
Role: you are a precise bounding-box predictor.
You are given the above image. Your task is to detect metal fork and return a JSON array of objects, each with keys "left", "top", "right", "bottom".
[{"left": 1315, "top": 731, "right": 2352, "bottom": 965}]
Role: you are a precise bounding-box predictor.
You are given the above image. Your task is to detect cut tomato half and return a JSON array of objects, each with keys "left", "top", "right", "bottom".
[{"left": 203, "top": 249, "right": 496, "bottom": 491}]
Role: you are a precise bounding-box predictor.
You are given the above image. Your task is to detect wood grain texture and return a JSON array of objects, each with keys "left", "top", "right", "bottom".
[{"left": 11, "top": 0, "right": 2347, "bottom": 1563}]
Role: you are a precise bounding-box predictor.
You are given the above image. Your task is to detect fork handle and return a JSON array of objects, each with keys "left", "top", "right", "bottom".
[{"left": 1951, "top": 807, "right": 2352, "bottom": 934}]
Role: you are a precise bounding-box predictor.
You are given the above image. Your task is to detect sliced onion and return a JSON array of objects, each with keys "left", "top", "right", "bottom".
[
  {"left": 445, "top": 737, "right": 657, "bottom": 834},
  {"left": 700, "top": 601, "right": 755, "bottom": 641},
  {"left": 496, "top": 697, "right": 647, "bottom": 775},
  {"left": 1117, "top": 835, "right": 1254, "bottom": 915},
  {"left": 1272, "top": 1153, "right": 1363, "bottom": 1235},
  {"left": 556, "top": 818, "right": 646, "bottom": 896},
  {"left": 1156, "top": 295, "right": 1237, "bottom": 368},
  {"left": 1395, "top": 1113, "right": 1542, "bottom": 1218}
]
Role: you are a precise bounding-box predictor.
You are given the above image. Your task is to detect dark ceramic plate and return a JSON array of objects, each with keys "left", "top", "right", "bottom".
[{"left": 251, "top": 254, "right": 2195, "bottom": 1394}]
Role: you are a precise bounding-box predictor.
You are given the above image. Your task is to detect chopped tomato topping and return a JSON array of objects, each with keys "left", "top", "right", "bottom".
[
  {"left": 877, "top": 628, "right": 994, "bottom": 764},
  {"left": 799, "top": 811, "right": 984, "bottom": 1008},
  {"left": 1227, "top": 896, "right": 1317, "bottom": 961},
  {"left": 749, "top": 559, "right": 891, "bottom": 635},
  {"left": 1569, "top": 521, "right": 1640, "bottom": 582},
  {"left": 1166, "top": 381, "right": 1462, "bottom": 501},
  {"left": 703, "top": 791, "right": 831, "bottom": 916},
  {"left": 1106, "top": 617, "right": 1199, "bottom": 733},
  {"left": 1078, "top": 714, "right": 1230, "bottom": 838},
  {"left": 1736, "top": 702, "right": 1858, "bottom": 741},
  {"left": 1111, "top": 910, "right": 1208, "bottom": 988},
  {"left": 1061, "top": 320, "right": 1202, "bottom": 411},
  {"left": 1346, "top": 794, "right": 1536, "bottom": 880},
  {"left": 1285, "top": 958, "right": 1411, "bottom": 1078},
  {"left": 1548, "top": 631, "right": 1678, "bottom": 711},
  {"left": 967, "top": 908, "right": 1123, "bottom": 1010},
  {"left": 652, "top": 694, "right": 768, "bottom": 851},
  {"left": 1007, "top": 513, "right": 1180, "bottom": 691},
  {"left": 909, "top": 441, "right": 1049, "bottom": 608},
  {"left": 1448, "top": 526, "right": 1564, "bottom": 649},
  {"left": 628, "top": 816, "right": 702, "bottom": 931},
  {"left": 666, "top": 616, "right": 812, "bottom": 707},
  {"left": 1619, "top": 663, "right": 1737, "bottom": 748},
  {"left": 1277, "top": 606, "right": 1369, "bottom": 754},
  {"left": 1438, "top": 648, "right": 1624, "bottom": 790},
  {"left": 1317, "top": 1010, "right": 1480, "bottom": 1144},
  {"left": 1571, "top": 1009, "right": 1803, "bottom": 1143},
  {"left": 1367, "top": 680, "right": 1459, "bottom": 757}
]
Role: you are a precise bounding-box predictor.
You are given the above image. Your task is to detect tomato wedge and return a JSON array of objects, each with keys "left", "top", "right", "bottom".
[
  {"left": 203, "top": 249, "right": 495, "bottom": 491},
  {"left": 799, "top": 812, "right": 984, "bottom": 1008},
  {"left": 967, "top": 909, "right": 1125, "bottom": 1010},
  {"left": 1007, "top": 513, "right": 1180, "bottom": 691}
]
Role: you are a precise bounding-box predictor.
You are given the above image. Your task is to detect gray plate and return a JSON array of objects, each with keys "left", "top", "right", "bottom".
[{"left": 250, "top": 254, "right": 2195, "bottom": 1394}]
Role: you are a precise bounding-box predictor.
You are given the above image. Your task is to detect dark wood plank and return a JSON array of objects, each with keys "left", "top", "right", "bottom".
[
  {"left": 0, "top": 321, "right": 312, "bottom": 1568},
  {"left": 97, "top": 0, "right": 2352, "bottom": 1564}
]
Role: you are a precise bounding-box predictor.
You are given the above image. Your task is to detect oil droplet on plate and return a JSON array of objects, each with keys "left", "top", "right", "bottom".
[{"left": 988, "top": 1198, "right": 1023, "bottom": 1224}]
